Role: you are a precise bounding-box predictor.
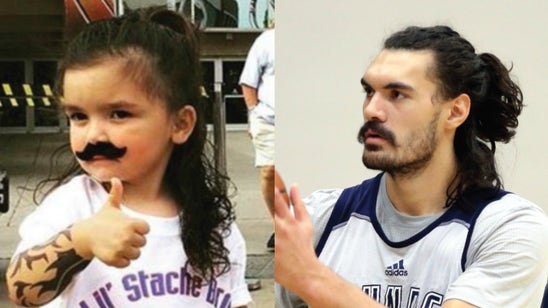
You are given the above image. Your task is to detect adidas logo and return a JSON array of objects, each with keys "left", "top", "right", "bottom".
[{"left": 385, "top": 259, "right": 408, "bottom": 276}]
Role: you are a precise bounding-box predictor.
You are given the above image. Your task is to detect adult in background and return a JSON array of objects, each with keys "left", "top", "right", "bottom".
[{"left": 240, "top": 27, "right": 275, "bottom": 251}]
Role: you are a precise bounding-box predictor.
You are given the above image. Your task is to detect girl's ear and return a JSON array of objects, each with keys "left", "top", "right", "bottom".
[{"left": 171, "top": 105, "right": 196, "bottom": 144}]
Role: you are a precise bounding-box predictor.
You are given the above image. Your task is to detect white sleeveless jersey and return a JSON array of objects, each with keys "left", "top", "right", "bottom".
[{"left": 275, "top": 173, "right": 548, "bottom": 308}]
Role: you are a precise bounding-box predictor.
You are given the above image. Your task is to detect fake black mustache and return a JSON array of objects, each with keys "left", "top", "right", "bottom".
[{"left": 75, "top": 142, "right": 127, "bottom": 161}]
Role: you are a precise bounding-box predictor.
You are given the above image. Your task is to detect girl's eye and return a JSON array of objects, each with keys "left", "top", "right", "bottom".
[
  {"left": 111, "top": 110, "right": 131, "bottom": 119},
  {"left": 68, "top": 112, "right": 87, "bottom": 121}
]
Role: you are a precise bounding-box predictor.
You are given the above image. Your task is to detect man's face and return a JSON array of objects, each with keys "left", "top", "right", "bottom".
[{"left": 358, "top": 49, "right": 444, "bottom": 175}]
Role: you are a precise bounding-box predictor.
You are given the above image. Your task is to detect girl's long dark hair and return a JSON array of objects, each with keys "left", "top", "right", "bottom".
[
  {"left": 36, "top": 7, "right": 235, "bottom": 279},
  {"left": 384, "top": 26, "right": 524, "bottom": 210}
]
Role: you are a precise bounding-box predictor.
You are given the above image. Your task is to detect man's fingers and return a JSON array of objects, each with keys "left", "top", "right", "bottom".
[
  {"left": 289, "top": 184, "right": 309, "bottom": 221},
  {"left": 106, "top": 177, "right": 123, "bottom": 209},
  {"left": 274, "top": 170, "right": 290, "bottom": 204},
  {"left": 276, "top": 183, "right": 310, "bottom": 221},
  {"left": 274, "top": 187, "right": 290, "bottom": 219}
]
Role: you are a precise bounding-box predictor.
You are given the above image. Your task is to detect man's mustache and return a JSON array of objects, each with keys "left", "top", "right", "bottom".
[
  {"left": 357, "top": 122, "right": 396, "bottom": 145},
  {"left": 75, "top": 142, "right": 127, "bottom": 161}
]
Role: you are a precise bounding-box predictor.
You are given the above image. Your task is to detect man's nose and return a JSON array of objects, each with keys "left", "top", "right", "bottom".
[{"left": 363, "top": 93, "right": 387, "bottom": 122}]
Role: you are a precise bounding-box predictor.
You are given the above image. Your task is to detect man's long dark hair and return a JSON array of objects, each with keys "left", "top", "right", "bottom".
[
  {"left": 384, "top": 26, "right": 523, "bottom": 210},
  {"left": 38, "top": 7, "right": 235, "bottom": 280}
]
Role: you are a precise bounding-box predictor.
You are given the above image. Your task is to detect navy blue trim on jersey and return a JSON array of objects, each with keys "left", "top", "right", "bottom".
[
  {"left": 541, "top": 281, "right": 547, "bottom": 308},
  {"left": 459, "top": 189, "right": 510, "bottom": 270},
  {"left": 314, "top": 173, "right": 382, "bottom": 256},
  {"left": 315, "top": 173, "right": 509, "bottom": 261}
]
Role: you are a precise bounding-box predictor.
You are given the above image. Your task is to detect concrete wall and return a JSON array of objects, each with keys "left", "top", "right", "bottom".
[{"left": 276, "top": 0, "right": 548, "bottom": 212}]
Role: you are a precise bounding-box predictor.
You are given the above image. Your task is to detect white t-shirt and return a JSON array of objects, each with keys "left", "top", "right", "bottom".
[
  {"left": 14, "top": 175, "right": 252, "bottom": 308},
  {"left": 239, "top": 29, "right": 275, "bottom": 125},
  {"left": 276, "top": 173, "right": 548, "bottom": 307}
]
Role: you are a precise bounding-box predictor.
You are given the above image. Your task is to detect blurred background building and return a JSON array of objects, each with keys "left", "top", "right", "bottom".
[{"left": 0, "top": 0, "right": 274, "bottom": 134}]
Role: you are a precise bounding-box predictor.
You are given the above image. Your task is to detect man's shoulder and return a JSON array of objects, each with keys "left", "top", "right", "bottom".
[
  {"left": 459, "top": 193, "right": 548, "bottom": 304},
  {"left": 305, "top": 173, "right": 383, "bottom": 212},
  {"left": 479, "top": 193, "right": 547, "bottom": 226},
  {"left": 468, "top": 192, "right": 548, "bottom": 258}
]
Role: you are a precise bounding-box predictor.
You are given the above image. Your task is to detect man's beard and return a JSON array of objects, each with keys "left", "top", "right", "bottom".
[{"left": 357, "top": 115, "right": 439, "bottom": 177}]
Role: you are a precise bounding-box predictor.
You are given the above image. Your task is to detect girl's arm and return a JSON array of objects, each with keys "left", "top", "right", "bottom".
[
  {"left": 6, "top": 227, "right": 91, "bottom": 306},
  {"left": 6, "top": 178, "right": 149, "bottom": 306}
]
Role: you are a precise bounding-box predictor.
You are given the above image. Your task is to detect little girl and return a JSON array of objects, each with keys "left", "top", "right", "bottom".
[{"left": 6, "top": 7, "right": 251, "bottom": 308}]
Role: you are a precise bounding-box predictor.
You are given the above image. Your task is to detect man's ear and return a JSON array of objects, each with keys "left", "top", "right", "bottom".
[
  {"left": 171, "top": 105, "right": 197, "bottom": 144},
  {"left": 446, "top": 93, "right": 471, "bottom": 129}
]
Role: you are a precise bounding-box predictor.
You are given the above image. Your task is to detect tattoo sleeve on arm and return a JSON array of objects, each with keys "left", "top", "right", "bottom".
[{"left": 7, "top": 228, "right": 91, "bottom": 306}]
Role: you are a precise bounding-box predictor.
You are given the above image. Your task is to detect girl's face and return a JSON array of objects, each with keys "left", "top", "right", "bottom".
[{"left": 62, "top": 58, "right": 190, "bottom": 188}]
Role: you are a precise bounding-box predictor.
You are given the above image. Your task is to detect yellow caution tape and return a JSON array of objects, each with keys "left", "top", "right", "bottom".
[{"left": 2, "top": 84, "right": 13, "bottom": 96}]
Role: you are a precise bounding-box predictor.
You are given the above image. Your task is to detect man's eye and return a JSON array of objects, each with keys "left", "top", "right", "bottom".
[
  {"left": 391, "top": 90, "right": 405, "bottom": 100},
  {"left": 111, "top": 110, "right": 131, "bottom": 119},
  {"left": 363, "top": 87, "right": 375, "bottom": 98}
]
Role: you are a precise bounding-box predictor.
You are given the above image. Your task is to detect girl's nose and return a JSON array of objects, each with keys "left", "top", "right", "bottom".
[{"left": 85, "top": 119, "right": 109, "bottom": 144}]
